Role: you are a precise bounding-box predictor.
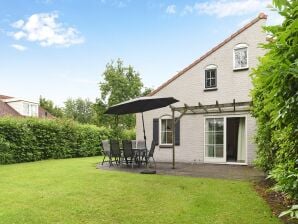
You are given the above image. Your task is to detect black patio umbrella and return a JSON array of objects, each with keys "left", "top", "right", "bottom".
[{"left": 105, "top": 96, "right": 179, "bottom": 147}]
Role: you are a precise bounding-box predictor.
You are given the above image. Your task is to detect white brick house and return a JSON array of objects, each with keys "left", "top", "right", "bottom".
[{"left": 136, "top": 13, "right": 268, "bottom": 165}]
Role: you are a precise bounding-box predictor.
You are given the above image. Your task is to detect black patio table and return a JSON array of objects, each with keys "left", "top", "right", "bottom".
[{"left": 118, "top": 145, "right": 147, "bottom": 167}]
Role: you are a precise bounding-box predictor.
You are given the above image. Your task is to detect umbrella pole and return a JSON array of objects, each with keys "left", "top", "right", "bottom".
[
  {"left": 141, "top": 112, "right": 147, "bottom": 149},
  {"left": 115, "top": 115, "right": 119, "bottom": 140}
]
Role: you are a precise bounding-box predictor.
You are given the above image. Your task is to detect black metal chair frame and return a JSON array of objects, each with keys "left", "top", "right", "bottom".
[
  {"left": 142, "top": 140, "right": 156, "bottom": 169},
  {"left": 121, "top": 140, "right": 136, "bottom": 168},
  {"left": 101, "top": 140, "right": 111, "bottom": 166},
  {"left": 109, "top": 140, "right": 122, "bottom": 167}
]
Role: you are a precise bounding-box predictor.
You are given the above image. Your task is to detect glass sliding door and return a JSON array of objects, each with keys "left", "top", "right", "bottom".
[{"left": 204, "top": 118, "right": 225, "bottom": 163}]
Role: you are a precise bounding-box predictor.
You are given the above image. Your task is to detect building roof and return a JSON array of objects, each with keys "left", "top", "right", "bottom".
[
  {"left": 0, "top": 95, "right": 13, "bottom": 100},
  {"left": 0, "top": 100, "right": 21, "bottom": 117},
  {"left": 149, "top": 13, "right": 267, "bottom": 96},
  {"left": 38, "top": 106, "right": 55, "bottom": 119}
]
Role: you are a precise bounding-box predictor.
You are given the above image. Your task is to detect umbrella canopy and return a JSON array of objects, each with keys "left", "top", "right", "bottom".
[
  {"left": 104, "top": 96, "right": 179, "bottom": 115},
  {"left": 105, "top": 96, "right": 179, "bottom": 148}
]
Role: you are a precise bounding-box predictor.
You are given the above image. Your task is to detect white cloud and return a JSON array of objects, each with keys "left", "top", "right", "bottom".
[
  {"left": 99, "top": 0, "right": 130, "bottom": 8},
  {"left": 182, "top": 0, "right": 271, "bottom": 18},
  {"left": 11, "top": 44, "right": 27, "bottom": 51},
  {"left": 181, "top": 5, "right": 194, "bottom": 15},
  {"left": 11, "top": 20, "right": 24, "bottom": 28},
  {"left": 10, "top": 12, "right": 84, "bottom": 47},
  {"left": 166, "top": 5, "right": 176, "bottom": 14}
]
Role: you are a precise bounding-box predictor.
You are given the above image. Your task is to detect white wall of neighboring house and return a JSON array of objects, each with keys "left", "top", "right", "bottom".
[
  {"left": 5, "top": 99, "right": 39, "bottom": 117},
  {"left": 136, "top": 16, "right": 267, "bottom": 165}
]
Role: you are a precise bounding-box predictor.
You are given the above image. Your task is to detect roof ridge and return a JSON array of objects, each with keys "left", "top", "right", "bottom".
[{"left": 149, "top": 12, "right": 267, "bottom": 96}]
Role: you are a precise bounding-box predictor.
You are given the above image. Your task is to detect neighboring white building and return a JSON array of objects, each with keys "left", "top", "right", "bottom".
[
  {"left": 0, "top": 95, "right": 53, "bottom": 118},
  {"left": 3, "top": 98, "right": 39, "bottom": 117},
  {"left": 136, "top": 13, "right": 268, "bottom": 165}
]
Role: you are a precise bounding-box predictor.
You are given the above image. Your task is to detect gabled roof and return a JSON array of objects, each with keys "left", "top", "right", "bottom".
[{"left": 149, "top": 13, "right": 267, "bottom": 96}]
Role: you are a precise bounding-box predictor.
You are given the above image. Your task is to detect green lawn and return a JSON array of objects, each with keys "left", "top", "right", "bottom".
[{"left": 0, "top": 157, "right": 280, "bottom": 224}]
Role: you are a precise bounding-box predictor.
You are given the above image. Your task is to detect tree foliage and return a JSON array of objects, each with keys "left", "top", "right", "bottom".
[
  {"left": 64, "top": 98, "right": 97, "bottom": 124},
  {"left": 39, "top": 96, "right": 64, "bottom": 118},
  {"left": 251, "top": 0, "right": 298, "bottom": 200},
  {"left": 95, "top": 59, "right": 151, "bottom": 129}
]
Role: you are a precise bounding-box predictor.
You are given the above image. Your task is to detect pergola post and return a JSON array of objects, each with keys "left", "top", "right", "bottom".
[{"left": 171, "top": 107, "right": 176, "bottom": 169}]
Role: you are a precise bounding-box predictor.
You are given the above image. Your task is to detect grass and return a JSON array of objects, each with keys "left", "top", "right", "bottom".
[{"left": 0, "top": 157, "right": 281, "bottom": 224}]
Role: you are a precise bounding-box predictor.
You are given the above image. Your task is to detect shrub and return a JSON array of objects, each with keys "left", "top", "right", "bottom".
[
  {"left": 121, "top": 129, "right": 136, "bottom": 140},
  {"left": 0, "top": 135, "right": 14, "bottom": 164},
  {"left": 0, "top": 117, "right": 113, "bottom": 164},
  {"left": 251, "top": 0, "right": 298, "bottom": 201}
]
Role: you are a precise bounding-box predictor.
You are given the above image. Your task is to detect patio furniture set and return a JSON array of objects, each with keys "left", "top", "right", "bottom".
[{"left": 101, "top": 139, "right": 156, "bottom": 169}]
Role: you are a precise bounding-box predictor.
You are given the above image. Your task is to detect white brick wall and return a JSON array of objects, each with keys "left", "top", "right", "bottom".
[{"left": 136, "top": 18, "right": 267, "bottom": 165}]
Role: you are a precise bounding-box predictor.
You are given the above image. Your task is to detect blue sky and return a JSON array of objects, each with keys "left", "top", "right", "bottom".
[{"left": 0, "top": 0, "right": 282, "bottom": 105}]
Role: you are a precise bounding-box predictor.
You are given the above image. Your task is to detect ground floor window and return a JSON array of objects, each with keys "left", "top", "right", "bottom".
[{"left": 160, "top": 118, "right": 173, "bottom": 145}]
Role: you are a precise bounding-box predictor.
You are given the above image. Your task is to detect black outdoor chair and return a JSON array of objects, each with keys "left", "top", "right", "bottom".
[
  {"left": 101, "top": 140, "right": 111, "bottom": 166},
  {"left": 110, "top": 140, "right": 122, "bottom": 166},
  {"left": 121, "top": 140, "right": 136, "bottom": 168},
  {"left": 136, "top": 140, "right": 146, "bottom": 163},
  {"left": 131, "top": 140, "right": 137, "bottom": 149},
  {"left": 142, "top": 140, "right": 156, "bottom": 169}
]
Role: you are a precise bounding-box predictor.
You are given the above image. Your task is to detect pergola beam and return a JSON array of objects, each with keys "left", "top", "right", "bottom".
[
  {"left": 171, "top": 101, "right": 251, "bottom": 114},
  {"left": 216, "top": 100, "right": 221, "bottom": 113},
  {"left": 198, "top": 102, "right": 208, "bottom": 113}
]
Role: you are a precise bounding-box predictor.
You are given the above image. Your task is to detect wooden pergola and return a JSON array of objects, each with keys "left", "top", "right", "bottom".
[{"left": 169, "top": 99, "right": 251, "bottom": 169}]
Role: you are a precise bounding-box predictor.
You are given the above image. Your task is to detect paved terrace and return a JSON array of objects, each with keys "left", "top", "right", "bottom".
[{"left": 98, "top": 162, "right": 265, "bottom": 181}]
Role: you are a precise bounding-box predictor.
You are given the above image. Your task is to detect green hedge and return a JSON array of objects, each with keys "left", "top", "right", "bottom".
[
  {"left": 251, "top": 1, "right": 298, "bottom": 201},
  {"left": 0, "top": 117, "right": 113, "bottom": 164}
]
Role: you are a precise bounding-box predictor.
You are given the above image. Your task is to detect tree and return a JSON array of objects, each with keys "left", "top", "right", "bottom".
[
  {"left": 95, "top": 59, "right": 150, "bottom": 129},
  {"left": 39, "top": 96, "right": 64, "bottom": 118},
  {"left": 64, "top": 98, "right": 96, "bottom": 124},
  {"left": 251, "top": 0, "right": 298, "bottom": 200}
]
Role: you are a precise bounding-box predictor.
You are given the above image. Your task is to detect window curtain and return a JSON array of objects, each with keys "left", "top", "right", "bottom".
[{"left": 237, "top": 118, "right": 246, "bottom": 162}]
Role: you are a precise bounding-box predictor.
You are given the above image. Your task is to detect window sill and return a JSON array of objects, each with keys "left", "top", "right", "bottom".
[
  {"left": 159, "top": 145, "right": 173, "bottom": 148},
  {"left": 233, "top": 67, "right": 249, "bottom": 72},
  {"left": 204, "top": 88, "right": 217, "bottom": 92}
]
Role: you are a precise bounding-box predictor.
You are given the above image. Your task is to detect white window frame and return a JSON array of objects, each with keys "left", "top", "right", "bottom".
[
  {"left": 204, "top": 117, "right": 225, "bottom": 163},
  {"left": 23, "top": 102, "right": 38, "bottom": 117},
  {"left": 204, "top": 64, "right": 217, "bottom": 90},
  {"left": 233, "top": 43, "right": 249, "bottom": 70},
  {"left": 23, "top": 102, "right": 30, "bottom": 116},
  {"left": 30, "top": 104, "right": 38, "bottom": 117},
  {"left": 159, "top": 115, "right": 173, "bottom": 146},
  {"left": 203, "top": 114, "right": 248, "bottom": 165}
]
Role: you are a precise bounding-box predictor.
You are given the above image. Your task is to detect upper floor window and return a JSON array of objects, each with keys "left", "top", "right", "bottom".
[
  {"left": 23, "top": 102, "right": 38, "bottom": 117},
  {"left": 205, "top": 65, "right": 217, "bottom": 89},
  {"left": 233, "top": 43, "right": 248, "bottom": 70},
  {"left": 23, "top": 103, "right": 30, "bottom": 116}
]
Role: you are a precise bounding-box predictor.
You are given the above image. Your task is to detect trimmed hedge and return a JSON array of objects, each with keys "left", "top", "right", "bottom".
[{"left": 0, "top": 117, "right": 113, "bottom": 164}]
